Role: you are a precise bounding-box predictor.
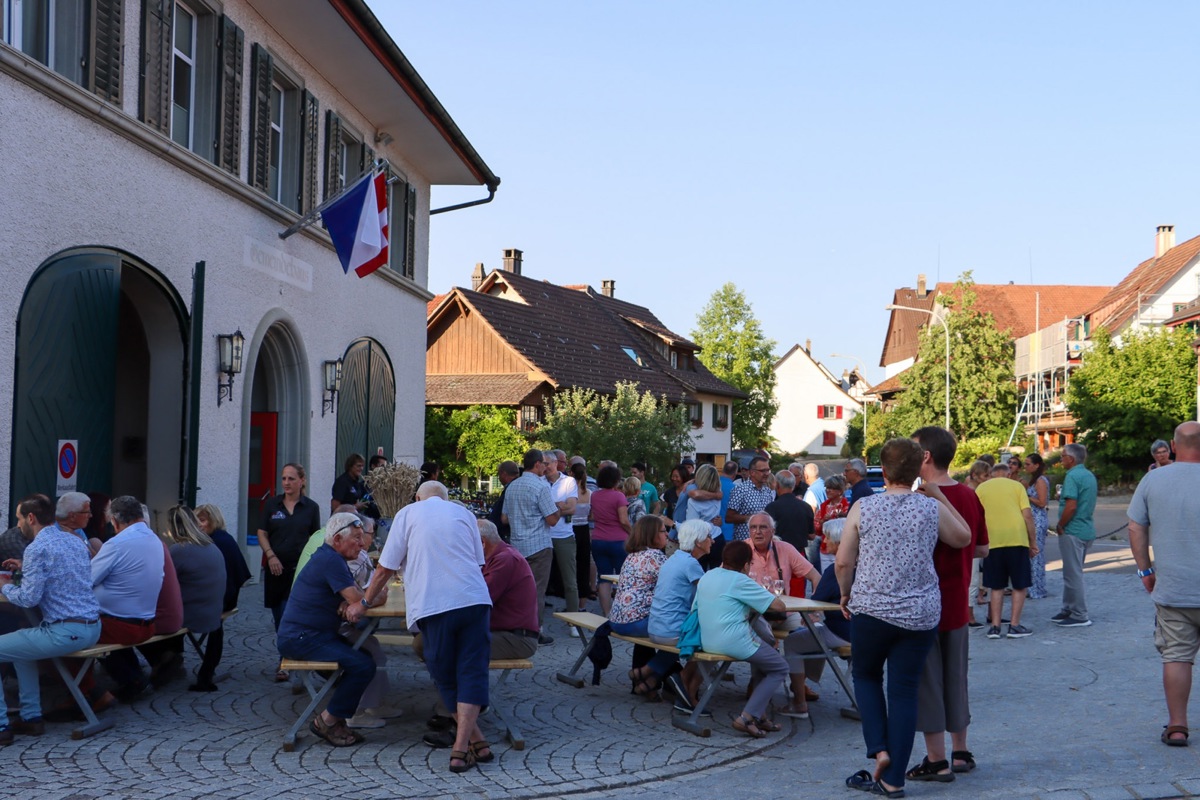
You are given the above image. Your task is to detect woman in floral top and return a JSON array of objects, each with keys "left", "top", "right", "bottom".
[{"left": 609, "top": 516, "right": 668, "bottom": 635}]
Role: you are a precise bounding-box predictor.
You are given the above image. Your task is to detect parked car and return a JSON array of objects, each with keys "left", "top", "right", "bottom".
[{"left": 867, "top": 466, "right": 885, "bottom": 493}]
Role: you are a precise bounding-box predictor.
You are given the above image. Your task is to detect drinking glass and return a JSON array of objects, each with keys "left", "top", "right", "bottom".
[{"left": 771, "top": 579, "right": 785, "bottom": 597}]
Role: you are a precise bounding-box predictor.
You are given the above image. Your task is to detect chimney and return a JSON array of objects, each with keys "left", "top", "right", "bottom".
[
  {"left": 917, "top": 273, "right": 927, "bottom": 296},
  {"left": 805, "top": 338, "right": 812, "bottom": 354},
  {"left": 502, "top": 248, "right": 523, "bottom": 274},
  {"left": 471, "top": 262, "right": 485, "bottom": 290},
  {"left": 1156, "top": 225, "right": 1176, "bottom": 257},
  {"left": 601, "top": 279, "right": 615, "bottom": 298}
]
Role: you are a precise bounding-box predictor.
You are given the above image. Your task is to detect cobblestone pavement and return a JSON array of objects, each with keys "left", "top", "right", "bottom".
[{"left": 2, "top": 528, "right": 1199, "bottom": 799}]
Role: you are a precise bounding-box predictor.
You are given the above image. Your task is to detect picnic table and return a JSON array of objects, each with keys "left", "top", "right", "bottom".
[{"left": 778, "top": 595, "right": 858, "bottom": 720}]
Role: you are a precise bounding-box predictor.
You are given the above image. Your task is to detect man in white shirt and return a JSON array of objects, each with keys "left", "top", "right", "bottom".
[{"left": 544, "top": 450, "right": 579, "bottom": 616}]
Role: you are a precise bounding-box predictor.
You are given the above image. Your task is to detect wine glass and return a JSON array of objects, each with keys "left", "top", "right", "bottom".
[{"left": 771, "top": 579, "right": 785, "bottom": 597}]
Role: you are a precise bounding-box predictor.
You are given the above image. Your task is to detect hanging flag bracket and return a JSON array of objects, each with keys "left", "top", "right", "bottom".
[{"left": 278, "top": 160, "right": 392, "bottom": 240}]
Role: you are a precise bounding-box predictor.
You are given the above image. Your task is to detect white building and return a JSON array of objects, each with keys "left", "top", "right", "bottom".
[
  {"left": 769, "top": 343, "right": 863, "bottom": 456},
  {"left": 0, "top": 0, "right": 498, "bottom": 553}
]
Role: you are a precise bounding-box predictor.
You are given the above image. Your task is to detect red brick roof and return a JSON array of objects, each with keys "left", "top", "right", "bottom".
[
  {"left": 1087, "top": 234, "right": 1200, "bottom": 333},
  {"left": 427, "top": 293, "right": 447, "bottom": 317}
]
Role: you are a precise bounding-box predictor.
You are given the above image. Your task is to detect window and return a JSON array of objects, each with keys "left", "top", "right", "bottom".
[
  {"left": 519, "top": 404, "right": 543, "bottom": 432},
  {"left": 1, "top": 0, "right": 121, "bottom": 101},
  {"left": 818, "top": 404, "right": 843, "bottom": 420},
  {"left": 687, "top": 401, "right": 703, "bottom": 427},
  {"left": 670, "top": 351, "right": 678, "bottom": 369},
  {"left": 249, "top": 44, "right": 318, "bottom": 213},
  {"left": 324, "top": 112, "right": 365, "bottom": 201},
  {"left": 712, "top": 403, "right": 729, "bottom": 430},
  {"left": 170, "top": 2, "right": 196, "bottom": 148},
  {"left": 621, "top": 346, "right": 646, "bottom": 367},
  {"left": 1175, "top": 303, "right": 1188, "bottom": 313},
  {"left": 385, "top": 171, "right": 417, "bottom": 279},
  {"left": 823, "top": 431, "right": 836, "bottom": 447}
]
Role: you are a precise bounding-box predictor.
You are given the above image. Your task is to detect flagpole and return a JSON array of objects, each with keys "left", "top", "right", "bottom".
[{"left": 278, "top": 160, "right": 397, "bottom": 240}]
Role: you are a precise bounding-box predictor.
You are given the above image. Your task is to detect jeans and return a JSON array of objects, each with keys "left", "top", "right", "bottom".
[
  {"left": 0, "top": 620, "right": 100, "bottom": 721},
  {"left": 608, "top": 618, "right": 649, "bottom": 638},
  {"left": 1059, "top": 534, "right": 1092, "bottom": 619},
  {"left": 851, "top": 613, "right": 937, "bottom": 789},
  {"left": 552, "top": 536, "right": 579, "bottom": 612},
  {"left": 277, "top": 631, "right": 376, "bottom": 720}
]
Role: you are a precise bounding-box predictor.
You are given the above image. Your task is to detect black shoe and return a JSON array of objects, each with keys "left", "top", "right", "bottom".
[
  {"left": 538, "top": 633, "right": 555, "bottom": 646},
  {"left": 0, "top": 727, "right": 11, "bottom": 746},
  {"left": 427, "top": 714, "right": 456, "bottom": 732},
  {"left": 188, "top": 682, "right": 219, "bottom": 693},
  {"left": 11, "top": 717, "right": 44, "bottom": 736},
  {"left": 422, "top": 730, "right": 455, "bottom": 748},
  {"left": 115, "top": 679, "right": 149, "bottom": 703}
]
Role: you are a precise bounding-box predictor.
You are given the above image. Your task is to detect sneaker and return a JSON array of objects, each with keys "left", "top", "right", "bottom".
[
  {"left": 345, "top": 712, "right": 387, "bottom": 729},
  {"left": 538, "top": 633, "right": 555, "bottom": 646},
  {"left": 422, "top": 730, "right": 455, "bottom": 748},
  {"left": 967, "top": 620, "right": 983, "bottom": 629},
  {"left": 1050, "top": 610, "right": 1071, "bottom": 622},
  {"left": 1056, "top": 616, "right": 1092, "bottom": 627},
  {"left": 568, "top": 627, "right": 580, "bottom": 638},
  {"left": 364, "top": 706, "right": 404, "bottom": 720},
  {"left": 986, "top": 626, "right": 1002, "bottom": 639},
  {"left": 1006, "top": 624, "right": 1033, "bottom": 639}
]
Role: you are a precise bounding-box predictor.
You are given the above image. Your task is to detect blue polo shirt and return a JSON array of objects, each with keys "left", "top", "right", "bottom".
[
  {"left": 718, "top": 476, "right": 734, "bottom": 541},
  {"left": 278, "top": 544, "right": 355, "bottom": 641}
]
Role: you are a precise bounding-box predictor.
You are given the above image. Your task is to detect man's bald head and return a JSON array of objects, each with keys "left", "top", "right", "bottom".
[
  {"left": 416, "top": 481, "right": 448, "bottom": 501},
  {"left": 1174, "top": 421, "right": 1200, "bottom": 460}
]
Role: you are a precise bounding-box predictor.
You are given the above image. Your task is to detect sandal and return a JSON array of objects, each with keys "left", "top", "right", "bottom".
[
  {"left": 906, "top": 756, "right": 954, "bottom": 782},
  {"left": 779, "top": 702, "right": 809, "bottom": 719},
  {"left": 755, "top": 716, "right": 782, "bottom": 732},
  {"left": 274, "top": 669, "right": 289, "bottom": 683},
  {"left": 633, "top": 675, "right": 661, "bottom": 697},
  {"left": 732, "top": 712, "right": 767, "bottom": 739},
  {"left": 846, "top": 770, "right": 875, "bottom": 791},
  {"left": 950, "top": 750, "right": 976, "bottom": 773},
  {"left": 310, "top": 716, "right": 361, "bottom": 747},
  {"left": 868, "top": 783, "right": 905, "bottom": 798},
  {"left": 449, "top": 748, "right": 476, "bottom": 773},
  {"left": 1162, "top": 725, "right": 1190, "bottom": 747},
  {"left": 469, "top": 739, "right": 494, "bottom": 763}
]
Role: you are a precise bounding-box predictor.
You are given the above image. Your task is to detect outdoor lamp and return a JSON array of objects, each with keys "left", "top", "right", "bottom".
[
  {"left": 322, "top": 358, "right": 343, "bottom": 417},
  {"left": 216, "top": 330, "right": 244, "bottom": 407}
]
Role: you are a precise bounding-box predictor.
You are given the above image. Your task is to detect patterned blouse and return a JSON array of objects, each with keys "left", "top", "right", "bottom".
[
  {"left": 847, "top": 492, "right": 941, "bottom": 631},
  {"left": 609, "top": 548, "right": 667, "bottom": 624}
]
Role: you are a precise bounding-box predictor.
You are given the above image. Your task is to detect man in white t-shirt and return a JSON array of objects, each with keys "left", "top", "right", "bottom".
[
  {"left": 363, "top": 482, "right": 494, "bottom": 768},
  {"left": 544, "top": 450, "right": 579, "bottom": 615}
]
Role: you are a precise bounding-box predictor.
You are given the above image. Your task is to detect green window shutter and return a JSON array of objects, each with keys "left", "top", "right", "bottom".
[
  {"left": 139, "top": 0, "right": 173, "bottom": 133},
  {"left": 324, "top": 110, "right": 344, "bottom": 201},
  {"left": 89, "top": 0, "right": 123, "bottom": 104},
  {"left": 247, "top": 43, "right": 274, "bottom": 192},
  {"left": 300, "top": 89, "right": 319, "bottom": 213},
  {"left": 360, "top": 143, "right": 374, "bottom": 176},
  {"left": 404, "top": 183, "right": 417, "bottom": 279},
  {"left": 216, "top": 15, "right": 244, "bottom": 176}
]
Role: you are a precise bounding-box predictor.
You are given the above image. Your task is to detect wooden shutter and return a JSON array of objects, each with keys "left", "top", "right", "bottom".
[
  {"left": 360, "top": 143, "right": 374, "bottom": 176},
  {"left": 215, "top": 16, "right": 244, "bottom": 175},
  {"left": 248, "top": 43, "right": 274, "bottom": 192},
  {"left": 139, "top": 0, "right": 173, "bottom": 133},
  {"left": 324, "top": 111, "right": 344, "bottom": 201},
  {"left": 404, "top": 183, "right": 417, "bottom": 278},
  {"left": 300, "top": 90, "right": 319, "bottom": 212},
  {"left": 816, "top": 405, "right": 823, "bottom": 419},
  {"left": 836, "top": 405, "right": 843, "bottom": 419},
  {"left": 89, "top": 0, "right": 123, "bottom": 104}
]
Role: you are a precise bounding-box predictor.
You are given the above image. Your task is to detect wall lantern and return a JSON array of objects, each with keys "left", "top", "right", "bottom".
[
  {"left": 216, "top": 330, "right": 244, "bottom": 407},
  {"left": 322, "top": 358, "right": 343, "bottom": 417}
]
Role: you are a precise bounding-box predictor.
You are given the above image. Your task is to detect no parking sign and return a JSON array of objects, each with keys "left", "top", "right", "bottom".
[{"left": 56, "top": 439, "right": 78, "bottom": 497}]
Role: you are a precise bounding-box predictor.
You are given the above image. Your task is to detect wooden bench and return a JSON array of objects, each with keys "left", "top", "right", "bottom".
[
  {"left": 553, "top": 611, "right": 739, "bottom": 737},
  {"left": 279, "top": 657, "right": 532, "bottom": 751}
]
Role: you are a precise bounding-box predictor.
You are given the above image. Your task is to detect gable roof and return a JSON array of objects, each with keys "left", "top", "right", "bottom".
[
  {"left": 425, "top": 374, "right": 549, "bottom": 406},
  {"left": 880, "top": 282, "right": 1110, "bottom": 367},
  {"left": 775, "top": 344, "right": 867, "bottom": 403},
  {"left": 1087, "top": 234, "right": 1200, "bottom": 333},
  {"left": 429, "top": 270, "right": 745, "bottom": 403}
]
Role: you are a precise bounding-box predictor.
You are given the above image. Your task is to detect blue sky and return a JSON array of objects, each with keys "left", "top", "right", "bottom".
[{"left": 373, "top": 1, "right": 1200, "bottom": 383}]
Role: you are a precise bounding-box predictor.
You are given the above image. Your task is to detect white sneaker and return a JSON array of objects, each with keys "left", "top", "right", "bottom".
[
  {"left": 568, "top": 627, "right": 580, "bottom": 638},
  {"left": 345, "top": 712, "right": 387, "bottom": 729}
]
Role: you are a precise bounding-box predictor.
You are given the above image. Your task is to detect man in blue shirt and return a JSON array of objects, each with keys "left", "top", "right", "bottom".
[
  {"left": 1054, "top": 443, "right": 1098, "bottom": 628},
  {"left": 0, "top": 494, "right": 102, "bottom": 741},
  {"left": 844, "top": 459, "right": 874, "bottom": 508}
]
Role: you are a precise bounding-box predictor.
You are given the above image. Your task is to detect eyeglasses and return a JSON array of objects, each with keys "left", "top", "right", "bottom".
[
  {"left": 332, "top": 519, "right": 364, "bottom": 538},
  {"left": 751, "top": 467, "right": 770, "bottom": 473}
]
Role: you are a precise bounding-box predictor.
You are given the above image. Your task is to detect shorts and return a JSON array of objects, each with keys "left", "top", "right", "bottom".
[
  {"left": 1155, "top": 605, "right": 1200, "bottom": 664},
  {"left": 982, "top": 546, "right": 1031, "bottom": 591},
  {"left": 915, "top": 624, "right": 970, "bottom": 733},
  {"left": 592, "top": 539, "right": 627, "bottom": 582}
]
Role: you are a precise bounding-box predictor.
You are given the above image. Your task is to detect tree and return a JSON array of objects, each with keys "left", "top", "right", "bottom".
[
  {"left": 1066, "top": 326, "right": 1197, "bottom": 480},
  {"left": 891, "top": 273, "right": 1017, "bottom": 441},
  {"left": 691, "top": 283, "right": 778, "bottom": 449},
  {"left": 423, "top": 405, "right": 528, "bottom": 485},
  {"left": 535, "top": 382, "right": 694, "bottom": 481}
]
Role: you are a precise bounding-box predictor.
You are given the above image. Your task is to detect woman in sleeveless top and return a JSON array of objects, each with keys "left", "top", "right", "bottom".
[{"left": 1023, "top": 453, "right": 1050, "bottom": 600}]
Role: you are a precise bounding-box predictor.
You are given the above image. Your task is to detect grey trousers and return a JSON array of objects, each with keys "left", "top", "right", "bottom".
[
  {"left": 491, "top": 631, "right": 538, "bottom": 661},
  {"left": 526, "top": 547, "right": 553, "bottom": 628},
  {"left": 744, "top": 642, "right": 789, "bottom": 718},
  {"left": 552, "top": 536, "right": 579, "bottom": 612},
  {"left": 1059, "top": 534, "right": 1092, "bottom": 619}
]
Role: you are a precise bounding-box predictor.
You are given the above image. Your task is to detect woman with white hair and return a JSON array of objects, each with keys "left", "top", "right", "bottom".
[{"left": 633, "top": 519, "right": 713, "bottom": 712}]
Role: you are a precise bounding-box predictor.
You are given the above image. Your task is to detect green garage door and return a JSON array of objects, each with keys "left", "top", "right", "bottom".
[
  {"left": 335, "top": 338, "right": 396, "bottom": 471},
  {"left": 11, "top": 251, "right": 122, "bottom": 516}
]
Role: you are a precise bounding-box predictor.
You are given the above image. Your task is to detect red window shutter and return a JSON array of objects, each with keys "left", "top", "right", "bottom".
[
  {"left": 836, "top": 406, "right": 843, "bottom": 419},
  {"left": 823, "top": 431, "right": 836, "bottom": 447},
  {"left": 817, "top": 405, "right": 823, "bottom": 419}
]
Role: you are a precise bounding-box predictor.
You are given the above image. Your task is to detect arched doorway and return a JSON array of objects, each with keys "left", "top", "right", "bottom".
[
  {"left": 242, "top": 315, "right": 309, "bottom": 541},
  {"left": 11, "top": 249, "right": 188, "bottom": 527},
  {"left": 336, "top": 337, "right": 396, "bottom": 471}
]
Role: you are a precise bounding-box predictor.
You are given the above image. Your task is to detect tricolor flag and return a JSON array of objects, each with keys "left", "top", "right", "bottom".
[{"left": 321, "top": 171, "right": 389, "bottom": 278}]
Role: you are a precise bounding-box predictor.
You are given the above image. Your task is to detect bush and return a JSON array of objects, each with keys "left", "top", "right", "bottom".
[{"left": 951, "top": 434, "right": 1006, "bottom": 469}]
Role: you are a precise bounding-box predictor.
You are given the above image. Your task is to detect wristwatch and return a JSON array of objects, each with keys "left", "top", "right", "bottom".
[
  {"left": 1137, "top": 567, "right": 1155, "bottom": 578},
  {"left": 360, "top": 596, "right": 373, "bottom": 609}
]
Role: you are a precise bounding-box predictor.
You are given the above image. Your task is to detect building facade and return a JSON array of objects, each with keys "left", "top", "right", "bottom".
[
  {"left": 1, "top": 0, "right": 497, "bottom": 550},
  {"left": 769, "top": 343, "right": 864, "bottom": 456}
]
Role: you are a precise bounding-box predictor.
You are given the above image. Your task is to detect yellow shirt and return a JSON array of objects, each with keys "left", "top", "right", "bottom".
[{"left": 975, "top": 478, "right": 1031, "bottom": 549}]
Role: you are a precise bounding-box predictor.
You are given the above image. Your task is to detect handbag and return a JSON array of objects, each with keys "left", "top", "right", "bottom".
[{"left": 677, "top": 607, "right": 702, "bottom": 662}]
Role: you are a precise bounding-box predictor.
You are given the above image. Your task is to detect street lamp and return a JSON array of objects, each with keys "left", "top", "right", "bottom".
[
  {"left": 829, "top": 352, "right": 869, "bottom": 456},
  {"left": 884, "top": 304, "right": 951, "bottom": 429}
]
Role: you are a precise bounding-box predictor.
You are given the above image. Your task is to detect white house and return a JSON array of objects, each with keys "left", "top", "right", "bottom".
[
  {"left": 769, "top": 343, "right": 863, "bottom": 456},
  {"left": 0, "top": 0, "right": 498, "bottom": 554}
]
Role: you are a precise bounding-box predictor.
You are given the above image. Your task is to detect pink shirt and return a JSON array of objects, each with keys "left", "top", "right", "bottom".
[
  {"left": 748, "top": 539, "right": 814, "bottom": 587},
  {"left": 591, "top": 489, "right": 628, "bottom": 542}
]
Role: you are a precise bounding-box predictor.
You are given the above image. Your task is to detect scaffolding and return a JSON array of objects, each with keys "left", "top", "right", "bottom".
[{"left": 1013, "top": 316, "right": 1089, "bottom": 452}]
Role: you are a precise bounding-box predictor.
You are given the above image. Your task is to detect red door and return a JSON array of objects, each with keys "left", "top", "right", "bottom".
[{"left": 247, "top": 412, "right": 278, "bottom": 548}]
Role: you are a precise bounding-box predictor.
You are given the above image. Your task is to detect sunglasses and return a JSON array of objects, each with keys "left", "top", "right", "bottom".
[{"left": 332, "top": 519, "right": 364, "bottom": 538}]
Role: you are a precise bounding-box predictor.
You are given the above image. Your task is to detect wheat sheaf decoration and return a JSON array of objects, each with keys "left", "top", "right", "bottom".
[{"left": 363, "top": 461, "right": 422, "bottom": 519}]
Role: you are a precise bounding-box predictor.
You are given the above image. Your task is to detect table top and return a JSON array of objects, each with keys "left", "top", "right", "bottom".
[
  {"left": 367, "top": 584, "right": 406, "bottom": 617},
  {"left": 780, "top": 595, "right": 841, "bottom": 613}
]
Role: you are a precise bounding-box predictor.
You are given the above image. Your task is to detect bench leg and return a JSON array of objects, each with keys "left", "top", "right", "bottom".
[
  {"left": 48, "top": 656, "right": 115, "bottom": 740},
  {"left": 671, "top": 661, "right": 729, "bottom": 737},
  {"left": 282, "top": 668, "right": 343, "bottom": 752},
  {"left": 555, "top": 627, "right": 593, "bottom": 688},
  {"left": 799, "top": 611, "right": 858, "bottom": 715},
  {"left": 488, "top": 669, "right": 525, "bottom": 751}
]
